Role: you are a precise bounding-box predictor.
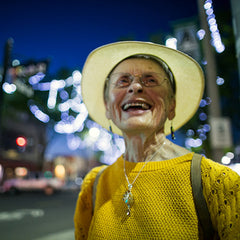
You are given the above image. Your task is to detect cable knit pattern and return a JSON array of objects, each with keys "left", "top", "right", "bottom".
[
  {"left": 74, "top": 153, "right": 240, "bottom": 239},
  {"left": 201, "top": 157, "right": 240, "bottom": 239}
]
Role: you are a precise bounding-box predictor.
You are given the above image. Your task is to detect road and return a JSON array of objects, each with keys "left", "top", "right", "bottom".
[{"left": 0, "top": 189, "right": 80, "bottom": 240}]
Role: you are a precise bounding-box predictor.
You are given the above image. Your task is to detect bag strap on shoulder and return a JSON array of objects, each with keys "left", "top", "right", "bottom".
[
  {"left": 92, "top": 165, "right": 108, "bottom": 213},
  {"left": 191, "top": 153, "right": 215, "bottom": 239}
]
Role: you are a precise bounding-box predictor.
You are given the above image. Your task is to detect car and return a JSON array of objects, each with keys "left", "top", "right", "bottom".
[{"left": 1, "top": 177, "right": 65, "bottom": 195}]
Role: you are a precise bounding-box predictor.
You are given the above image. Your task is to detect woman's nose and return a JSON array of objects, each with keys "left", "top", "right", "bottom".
[
  {"left": 127, "top": 77, "right": 143, "bottom": 93},
  {"left": 128, "top": 81, "right": 143, "bottom": 93}
]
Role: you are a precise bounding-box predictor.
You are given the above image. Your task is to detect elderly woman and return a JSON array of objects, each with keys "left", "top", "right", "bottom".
[{"left": 74, "top": 41, "right": 240, "bottom": 239}]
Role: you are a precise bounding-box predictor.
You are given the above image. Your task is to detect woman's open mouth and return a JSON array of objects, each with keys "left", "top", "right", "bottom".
[{"left": 122, "top": 101, "right": 152, "bottom": 112}]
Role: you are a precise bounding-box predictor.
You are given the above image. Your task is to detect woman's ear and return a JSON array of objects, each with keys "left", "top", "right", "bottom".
[{"left": 168, "top": 98, "right": 176, "bottom": 121}]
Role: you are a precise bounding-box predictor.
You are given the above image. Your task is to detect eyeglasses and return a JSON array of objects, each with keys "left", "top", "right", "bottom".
[{"left": 108, "top": 72, "right": 167, "bottom": 88}]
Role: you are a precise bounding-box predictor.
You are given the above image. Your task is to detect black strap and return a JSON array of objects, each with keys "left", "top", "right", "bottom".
[
  {"left": 191, "top": 153, "right": 215, "bottom": 239},
  {"left": 92, "top": 166, "right": 107, "bottom": 213}
]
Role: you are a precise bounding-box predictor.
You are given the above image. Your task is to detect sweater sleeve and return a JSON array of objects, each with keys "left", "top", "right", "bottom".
[
  {"left": 74, "top": 165, "right": 106, "bottom": 240},
  {"left": 201, "top": 157, "right": 240, "bottom": 239}
]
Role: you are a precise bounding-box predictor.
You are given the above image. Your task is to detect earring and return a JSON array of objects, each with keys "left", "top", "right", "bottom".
[
  {"left": 171, "top": 122, "right": 176, "bottom": 140},
  {"left": 109, "top": 125, "right": 113, "bottom": 134},
  {"left": 109, "top": 121, "right": 116, "bottom": 145}
]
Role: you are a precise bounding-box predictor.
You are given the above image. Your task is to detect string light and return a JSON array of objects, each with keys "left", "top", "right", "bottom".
[
  {"left": 29, "top": 104, "right": 50, "bottom": 123},
  {"left": 28, "top": 69, "right": 125, "bottom": 163},
  {"left": 2, "top": 82, "right": 16, "bottom": 94},
  {"left": 203, "top": 0, "right": 225, "bottom": 53}
]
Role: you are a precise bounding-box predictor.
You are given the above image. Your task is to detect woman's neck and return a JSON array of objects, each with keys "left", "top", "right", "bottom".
[
  {"left": 123, "top": 131, "right": 191, "bottom": 163},
  {"left": 123, "top": 132, "right": 166, "bottom": 163}
]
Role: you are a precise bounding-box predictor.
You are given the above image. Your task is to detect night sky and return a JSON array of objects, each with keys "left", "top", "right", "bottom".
[{"left": 0, "top": 0, "right": 231, "bottom": 75}]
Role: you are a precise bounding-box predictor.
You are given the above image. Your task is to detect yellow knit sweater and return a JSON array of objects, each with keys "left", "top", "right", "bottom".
[{"left": 74, "top": 153, "right": 240, "bottom": 239}]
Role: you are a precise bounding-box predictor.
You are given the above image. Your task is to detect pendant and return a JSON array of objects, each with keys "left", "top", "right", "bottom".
[{"left": 123, "top": 184, "right": 134, "bottom": 216}]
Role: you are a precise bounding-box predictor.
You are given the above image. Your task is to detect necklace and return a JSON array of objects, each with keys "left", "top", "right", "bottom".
[{"left": 123, "top": 141, "right": 166, "bottom": 216}]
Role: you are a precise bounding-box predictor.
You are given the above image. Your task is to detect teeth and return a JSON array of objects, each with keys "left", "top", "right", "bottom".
[{"left": 123, "top": 102, "right": 150, "bottom": 111}]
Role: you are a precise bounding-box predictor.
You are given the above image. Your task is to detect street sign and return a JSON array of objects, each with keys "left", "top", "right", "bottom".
[{"left": 209, "top": 117, "right": 233, "bottom": 148}]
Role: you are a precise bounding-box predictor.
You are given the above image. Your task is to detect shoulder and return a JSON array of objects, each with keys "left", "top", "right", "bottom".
[
  {"left": 201, "top": 156, "right": 240, "bottom": 182},
  {"left": 74, "top": 165, "right": 108, "bottom": 239},
  {"left": 201, "top": 156, "right": 240, "bottom": 191},
  {"left": 82, "top": 165, "right": 108, "bottom": 191},
  {"left": 200, "top": 157, "right": 240, "bottom": 237},
  {"left": 79, "top": 165, "right": 108, "bottom": 208}
]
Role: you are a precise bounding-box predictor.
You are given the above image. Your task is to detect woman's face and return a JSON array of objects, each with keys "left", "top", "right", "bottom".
[{"left": 105, "top": 58, "right": 176, "bottom": 135}]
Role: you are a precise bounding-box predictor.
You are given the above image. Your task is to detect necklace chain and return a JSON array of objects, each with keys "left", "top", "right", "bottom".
[{"left": 123, "top": 141, "right": 166, "bottom": 216}]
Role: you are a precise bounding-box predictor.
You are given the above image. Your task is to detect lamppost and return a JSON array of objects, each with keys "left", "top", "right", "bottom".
[{"left": 197, "top": 0, "right": 232, "bottom": 162}]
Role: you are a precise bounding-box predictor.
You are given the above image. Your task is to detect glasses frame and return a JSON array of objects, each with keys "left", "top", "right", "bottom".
[{"left": 108, "top": 72, "right": 168, "bottom": 88}]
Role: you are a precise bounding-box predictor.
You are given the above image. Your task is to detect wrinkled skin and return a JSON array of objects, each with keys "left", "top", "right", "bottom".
[{"left": 105, "top": 58, "right": 189, "bottom": 162}]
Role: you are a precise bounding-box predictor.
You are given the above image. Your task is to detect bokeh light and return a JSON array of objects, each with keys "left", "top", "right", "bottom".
[
  {"left": 165, "top": 37, "right": 177, "bottom": 49},
  {"left": 203, "top": 0, "right": 225, "bottom": 53}
]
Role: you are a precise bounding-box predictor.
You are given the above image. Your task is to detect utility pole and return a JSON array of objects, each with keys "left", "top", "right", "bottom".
[
  {"left": 197, "top": 0, "right": 225, "bottom": 162},
  {"left": 0, "top": 38, "right": 14, "bottom": 150}
]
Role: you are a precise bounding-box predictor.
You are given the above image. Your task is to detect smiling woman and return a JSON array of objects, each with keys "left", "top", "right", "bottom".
[
  {"left": 74, "top": 41, "right": 240, "bottom": 240},
  {"left": 104, "top": 57, "right": 175, "bottom": 139}
]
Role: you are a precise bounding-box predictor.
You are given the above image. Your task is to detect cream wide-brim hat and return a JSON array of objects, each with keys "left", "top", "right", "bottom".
[{"left": 81, "top": 41, "right": 204, "bottom": 136}]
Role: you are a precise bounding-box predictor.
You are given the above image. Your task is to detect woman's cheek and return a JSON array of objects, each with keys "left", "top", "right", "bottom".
[
  {"left": 108, "top": 91, "right": 123, "bottom": 122},
  {"left": 154, "top": 97, "right": 169, "bottom": 123}
]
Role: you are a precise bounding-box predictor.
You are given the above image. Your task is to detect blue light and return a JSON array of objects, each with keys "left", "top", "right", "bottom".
[
  {"left": 29, "top": 104, "right": 50, "bottom": 123},
  {"left": 185, "top": 138, "right": 203, "bottom": 148},
  {"left": 186, "top": 129, "right": 195, "bottom": 137},
  {"left": 206, "top": 8, "right": 214, "bottom": 16},
  {"left": 34, "top": 82, "right": 50, "bottom": 91},
  {"left": 199, "top": 133, "right": 207, "bottom": 141},
  {"left": 197, "top": 29, "right": 205, "bottom": 40},
  {"left": 203, "top": 124, "right": 211, "bottom": 132},
  {"left": 199, "top": 99, "right": 207, "bottom": 107},
  {"left": 205, "top": 97, "right": 212, "bottom": 105},
  {"left": 204, "top": 2, "right": 212, "bottom": 9},
  {"left": 29, "top": 72, "right": 45, "bottom": 85},
  {"left": 59, "top": 90, "right": 69, "bottom": 100},
  {"left": 208, "top": 18, "right": 216, "bottom": 26},
  {"left": 204, "top": 0, "right": 225, "bottom": 53},
  {"left": 216, "top": 76, "right": 224, "bottom": 85},
  {"left": 2, "top": 82, "right": 16, "bottom": 94},
  {"left": 199, "top": 112, "right": 208, "bottom": 121},
  {"left": 61, "top": 112, "right": 69, "bottom": 121}
]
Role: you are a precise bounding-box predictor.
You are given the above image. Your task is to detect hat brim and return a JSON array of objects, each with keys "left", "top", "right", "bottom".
[{"left": 81, "top": 41, "right": 204, "bottom": 136}]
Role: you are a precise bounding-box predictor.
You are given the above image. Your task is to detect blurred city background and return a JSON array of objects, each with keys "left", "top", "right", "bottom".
[{"left": 0, "top": 0, "right": 240, "bottom": 239}]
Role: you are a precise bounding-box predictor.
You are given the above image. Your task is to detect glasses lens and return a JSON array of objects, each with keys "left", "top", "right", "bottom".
[
  {"left": 141, "top": 73, "right": 164, "bottom": 86},
  {"left": 110, "top": 73, "right": 132, "bottom": 87},
  {"left": 110, "top": 72, "right": 165, "bottom": 87}
]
